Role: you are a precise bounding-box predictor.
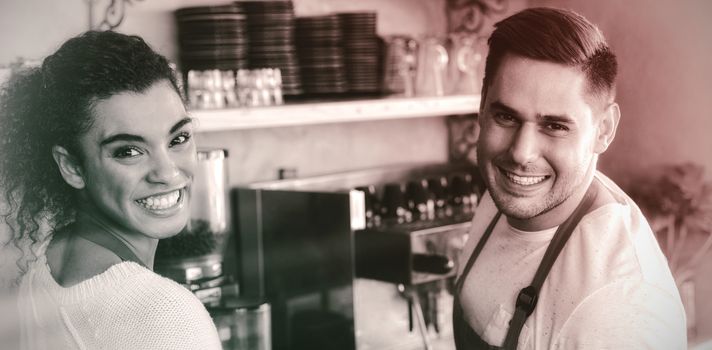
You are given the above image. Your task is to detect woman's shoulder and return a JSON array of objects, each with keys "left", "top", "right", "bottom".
[
  {"left": 94, "top": 267, "right": 222, "bottom": 349},
  {"left": 110, "top": 266, "right": 211, "bottom": 318},
  {"left": 108, "top": 264, "right": 191, "bottom": 296}
]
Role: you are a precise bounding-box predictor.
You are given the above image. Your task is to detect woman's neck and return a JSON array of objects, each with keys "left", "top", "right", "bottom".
[{"left": 74, "top": 203, "right": 158, "bottom": 269}]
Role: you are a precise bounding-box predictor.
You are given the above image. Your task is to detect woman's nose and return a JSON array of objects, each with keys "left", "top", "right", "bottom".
[
  {"left": 147, "top": 151, "right": 182, "bottom": 184},
  {"left": 509, "top": 125, "right": 539, "bottom": 165}
]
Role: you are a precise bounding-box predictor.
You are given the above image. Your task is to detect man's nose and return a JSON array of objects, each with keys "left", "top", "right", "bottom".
[
  {"left": 147, "top": 150, "right": 181, "bottom": 184},
  {"left": 509, "top": 125, "right": 540, "bottom": 165}
]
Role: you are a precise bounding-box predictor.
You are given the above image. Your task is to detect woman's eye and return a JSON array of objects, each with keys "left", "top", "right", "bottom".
[
  {"left": 170, "top": 132, "right": 192, "bottom": 147},
  {"left": 113, "top": 147, "right": 142, "bottom": 158}
]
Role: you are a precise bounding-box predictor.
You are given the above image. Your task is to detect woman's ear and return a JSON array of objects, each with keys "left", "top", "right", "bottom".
[
  {"left": 51, "top": 145, "right": 85, "bottom": 189},
  {"left": 594, "top": 102, "right": 620, "bottom": 154}
]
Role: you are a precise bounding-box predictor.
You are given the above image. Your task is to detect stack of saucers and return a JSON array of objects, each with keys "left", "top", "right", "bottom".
[
  {"left": 241, "top": 0, "right": 302, "bottom": 96},
  {"left": 339, "top": 12, "right": 381, "bottom": 94},
  {"left": 295, "top": 15, "right": 348, "bottom": 95},
  {"left": 175, "top": 4, "right": 248, "bottom": 71}
]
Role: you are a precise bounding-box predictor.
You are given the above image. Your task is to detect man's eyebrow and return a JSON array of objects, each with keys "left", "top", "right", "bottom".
[
  {"left": 170, "top": 117, "right": 193, "bottom": 134},
  {"left": 490, "top": 101, "right": 575, "bottom": 124},
  {"left": 489, "top": 101, "right": 519, "bottom": 116},
  {"left": 539, "top": 114, "right": 575, "bottom": 124},
  {"left": 100, "top": 134, "right": 145, "bottom": 147}
]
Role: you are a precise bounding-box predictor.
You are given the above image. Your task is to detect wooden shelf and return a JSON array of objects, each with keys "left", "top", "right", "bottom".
[{"left": 191, "top": 94, "right": 480, "bottom": 132}]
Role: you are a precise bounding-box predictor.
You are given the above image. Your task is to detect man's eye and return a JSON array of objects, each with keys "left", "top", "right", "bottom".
[
  {"left": 545, "top": 123, "right": 569, "bottom": 132},
  {"left": 493, "top": 113, "right": 517, "bottom": 125},
  {"left": 113, "top": 147, "right": 142, "bottom": 158},
  {"left": 170, "top": 132, "right": 192, "bottom": 147}
]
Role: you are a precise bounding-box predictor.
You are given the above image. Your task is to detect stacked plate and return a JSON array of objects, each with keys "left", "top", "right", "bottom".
[
  {"left": 339, "top": 12, "right": 381, "bottom": 93},
  {"left": 242, "top": 0, "right": 302, "bottom": 96},
  {"left": 175, "top": 4, "right": 248, "bottom": 71},
  {"left": 295, "top": 15, "right": 348, "bottom": 95}
]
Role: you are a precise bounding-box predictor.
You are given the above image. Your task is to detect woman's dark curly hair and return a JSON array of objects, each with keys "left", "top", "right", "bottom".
[{"left": 0, "top": 31, "right": 181, "bottom": 270}]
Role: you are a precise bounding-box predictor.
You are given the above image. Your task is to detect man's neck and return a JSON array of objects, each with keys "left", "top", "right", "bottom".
[{"left": 506, "top": 172, "right": 596, "bottom": 232}]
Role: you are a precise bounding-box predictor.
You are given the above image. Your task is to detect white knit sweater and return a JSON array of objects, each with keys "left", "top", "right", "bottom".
[{"left": 17, "top": 254, "right": 222, "bottom": 350}]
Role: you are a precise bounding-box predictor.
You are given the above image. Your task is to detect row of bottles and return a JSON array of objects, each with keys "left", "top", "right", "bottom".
[{"left": 355, "top": 172, "right": 483, "bottom": 228}]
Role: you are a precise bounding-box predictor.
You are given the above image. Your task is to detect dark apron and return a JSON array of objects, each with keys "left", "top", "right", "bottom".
[{"left": 453, "top": 180, "right": 600, "bottom": 350}]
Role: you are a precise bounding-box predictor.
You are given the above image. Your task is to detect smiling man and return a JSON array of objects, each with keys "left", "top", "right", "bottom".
[{"left": 453, "top": 8, "right": 686, "bottom": 350}]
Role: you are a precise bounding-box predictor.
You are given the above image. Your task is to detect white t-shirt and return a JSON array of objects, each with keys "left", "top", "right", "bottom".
[
  {"left": 457, "top": 172, "right": 687, "bottom": 349},
  {"left": 17, "top": 251, "right": 221, "bottom": 350}
]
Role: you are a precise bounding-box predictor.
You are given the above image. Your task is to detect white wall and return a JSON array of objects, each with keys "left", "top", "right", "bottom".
[{"left": 0, "top": 0, "right": 447, "bottom": 66}]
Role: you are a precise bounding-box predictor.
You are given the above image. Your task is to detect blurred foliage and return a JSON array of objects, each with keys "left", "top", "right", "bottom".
[
  {"left": 627, "top": 163, "right": 712, "bottom": 283},
  {"left": 628, "top": 163, "right": 712, "bottom": 233}
]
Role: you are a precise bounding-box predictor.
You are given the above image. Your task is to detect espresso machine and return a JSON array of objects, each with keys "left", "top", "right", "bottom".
[
  {"left": 353, "top": 167, "right": 482, "bottom": 349},
  {"left": 230, "top": 186, "right": 362, "bottom": 350},
  {"left": 227, "top": 162, "right": 482, "bottom": 350}
]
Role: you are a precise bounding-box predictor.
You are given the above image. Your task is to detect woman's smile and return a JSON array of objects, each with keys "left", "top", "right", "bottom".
[{"left": 134, "top": 187, "right": 187, "bottom": 214}]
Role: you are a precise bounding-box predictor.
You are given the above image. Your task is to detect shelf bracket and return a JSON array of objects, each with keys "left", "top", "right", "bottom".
[
  {"left": 446, "top": 0, "right": 508, "bottom": 34},
  {"left": 85, "top": 0, "right": 144, "bottom": 30}
]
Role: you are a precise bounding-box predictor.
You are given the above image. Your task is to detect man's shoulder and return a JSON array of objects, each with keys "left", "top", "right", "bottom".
[
  {"left": 556, "top": 279, "right": 687, "bottom": 350},
  {"left": 562, "top": 174, "right": 680, "bottom": 306},
  {"left": 578, "top": 171, "right": 659, "bottom": 258}
]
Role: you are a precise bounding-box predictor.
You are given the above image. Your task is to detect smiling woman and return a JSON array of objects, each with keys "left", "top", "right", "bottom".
[
  {"left": 57, "top": 81, "right": 196, "bottom": 242},
  {"left": 0, "top": 31, "right": 221, "bottom": 349}
]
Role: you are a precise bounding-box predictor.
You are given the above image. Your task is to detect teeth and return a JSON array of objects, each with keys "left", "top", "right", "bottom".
[
  {"left": 136, "top": 190, "right": 181, "bottom": 210},
  {"left": 505, "top": 172, "right": 547, "bottom": 186}
]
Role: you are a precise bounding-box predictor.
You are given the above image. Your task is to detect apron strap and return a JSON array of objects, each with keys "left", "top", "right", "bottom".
[
  {"left": 455, "top": 211, "right": 502, "bottom": 293},
  {"left": 501, "top": 180, "right": 600, "bottom": 349}
]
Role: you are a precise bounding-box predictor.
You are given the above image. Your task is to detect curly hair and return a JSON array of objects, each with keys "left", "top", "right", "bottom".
[{"left": 0, "top": 31, "right": 181, "bottom": 270}]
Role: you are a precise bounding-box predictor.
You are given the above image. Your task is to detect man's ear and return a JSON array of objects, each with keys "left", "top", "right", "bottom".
[
  {"left": 594, "top": 102, "right": 620, "bottom": 154},
  {"left": 51, "top": 145, "right": 85, "bottom": 189}
]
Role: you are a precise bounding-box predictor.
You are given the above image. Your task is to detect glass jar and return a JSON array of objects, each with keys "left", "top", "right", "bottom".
[{"left": 155, "top": 149, "right": 231, "bottom": 284}]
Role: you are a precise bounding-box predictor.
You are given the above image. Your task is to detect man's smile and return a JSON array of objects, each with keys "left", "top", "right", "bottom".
[{"left": 497, "top": 166, "right": 552, "bottom": 194}]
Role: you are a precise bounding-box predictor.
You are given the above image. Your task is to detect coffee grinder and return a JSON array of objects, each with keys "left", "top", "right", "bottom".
[{"left": 154, "top": 148, "right": 234, "bottom": 304}]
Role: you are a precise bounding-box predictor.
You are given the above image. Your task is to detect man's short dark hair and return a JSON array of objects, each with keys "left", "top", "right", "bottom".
[{"left": 482, "top": 7, "right": 618, "bottom": 106}]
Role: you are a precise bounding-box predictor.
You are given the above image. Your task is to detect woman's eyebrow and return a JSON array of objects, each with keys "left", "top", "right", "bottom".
[
  {"left": 169, "top": 117, "right": 193, "bottom": 134},
  {"left": 100, "top": 117, "right": 193, "bottom": 147},
  {"left": 100, "top": 133, "right": 144, "bottom": 147}
]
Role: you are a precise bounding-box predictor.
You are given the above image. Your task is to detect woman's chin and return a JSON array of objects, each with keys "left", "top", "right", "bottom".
[{"left": 139, "top": 217, "right": 191, "bottom": 240}]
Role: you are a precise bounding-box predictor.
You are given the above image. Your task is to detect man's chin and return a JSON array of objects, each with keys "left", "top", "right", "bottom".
[
  {"left": 501, "top": 206, "right": 541, "bottom": 221},
  {"left": 490, "top": 193, "right": 543, "bottom": 220}
]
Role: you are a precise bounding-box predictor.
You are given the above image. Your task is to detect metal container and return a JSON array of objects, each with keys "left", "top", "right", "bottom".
[{"left": 210, "top": 299, "right": 271, "bottom": 350}]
